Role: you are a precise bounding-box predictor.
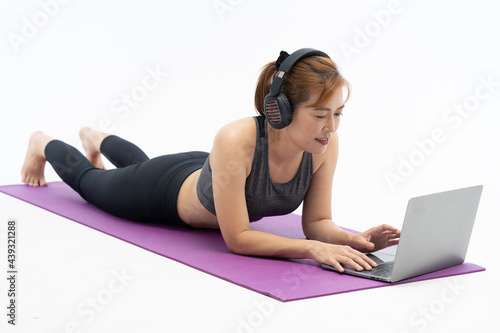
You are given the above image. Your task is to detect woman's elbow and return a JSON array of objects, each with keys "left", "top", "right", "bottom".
[{"left": 223, "top": 230, "right": 250, "bottom": 255}]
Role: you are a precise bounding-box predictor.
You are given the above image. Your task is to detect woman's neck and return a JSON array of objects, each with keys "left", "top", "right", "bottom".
[{"left": 266, "top": 123, "right": 304, "bottom": 165}]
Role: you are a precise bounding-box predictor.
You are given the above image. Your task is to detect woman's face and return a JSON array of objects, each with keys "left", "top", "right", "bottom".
[{"left": 284, "top": 89, "right": 344, "bottom": 155}]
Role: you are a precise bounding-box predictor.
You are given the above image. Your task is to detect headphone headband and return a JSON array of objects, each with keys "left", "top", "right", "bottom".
[
  {"left": 264, "top": 48, "right": 331, "bottom": 129},
  {"left": 268, "top": 48, "right": 330, "bottom": 98}
]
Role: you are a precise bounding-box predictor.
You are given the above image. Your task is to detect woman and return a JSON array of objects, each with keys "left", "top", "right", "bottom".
[{"left": 20, "top": 48, "right": 400, "bottom": 272}]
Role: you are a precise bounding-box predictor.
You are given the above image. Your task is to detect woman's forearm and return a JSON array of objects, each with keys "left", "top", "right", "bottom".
[
  {"left": 302, "top": 219, "right": 354, "bottom": 245},
  {"left": 228, "top": 229, "right": 316, "bottom": 259},
  {"left": 226, "top": 220, "right": 356, "bottom": 260},
  {"left": 228, "top": 228, "right": 378, "bottom": 272}
]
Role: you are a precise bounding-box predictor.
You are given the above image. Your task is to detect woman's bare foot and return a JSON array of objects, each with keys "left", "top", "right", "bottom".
[
  {"left": 20, "top": 131, "right": 54, "bottom": 187},
  {"left": 79, "top": 127, "right": 109, "bottom": 170}
]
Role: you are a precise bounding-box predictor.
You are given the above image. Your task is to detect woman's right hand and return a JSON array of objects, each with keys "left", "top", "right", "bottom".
[{"left": 308, "top": 240, "right": 378, "bottom": 272}]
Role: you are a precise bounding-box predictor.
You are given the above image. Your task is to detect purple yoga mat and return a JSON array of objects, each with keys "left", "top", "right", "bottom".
[{"left": 0, "top": 182, "right": 485, "bottom": 302}]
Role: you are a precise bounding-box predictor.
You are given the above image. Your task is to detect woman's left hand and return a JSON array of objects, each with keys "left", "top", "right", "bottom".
[{"left": 350, "top": 224, "right": 401, "bottom": 253}]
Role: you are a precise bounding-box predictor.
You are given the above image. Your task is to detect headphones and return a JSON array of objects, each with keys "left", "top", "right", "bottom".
[{"left": 263, "top": 48, "right": 330, "bottom": 129}]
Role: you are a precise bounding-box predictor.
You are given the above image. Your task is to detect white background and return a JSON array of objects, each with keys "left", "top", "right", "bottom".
[{"left": 1, "top": 0, "right": 499, "bottom": 332}]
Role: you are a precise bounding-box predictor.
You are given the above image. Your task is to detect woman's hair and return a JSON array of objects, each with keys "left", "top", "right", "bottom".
[{"left": 254, "top": 55, "right": 351, "bottom": 117}]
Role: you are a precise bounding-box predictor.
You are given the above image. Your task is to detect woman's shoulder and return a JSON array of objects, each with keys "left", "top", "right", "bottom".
[
  {"left": 214, "top": 117, "right": 258, "bottom": 149},
  {"left": 212, "top": 117, "right": 258, "bottom": 166},
  {"left": 216, "top": 116, "right": 257, "bottom": 135}
]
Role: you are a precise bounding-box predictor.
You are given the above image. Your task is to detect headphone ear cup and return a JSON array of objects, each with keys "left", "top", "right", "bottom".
[
  {"left": 264, "top": 92, "right": 293, "bottom": 130},
  {"left": 277, "top": 92, "right": 292, "bottom": 128}
]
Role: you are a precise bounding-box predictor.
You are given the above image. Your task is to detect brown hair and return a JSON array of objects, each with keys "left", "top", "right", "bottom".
[{"left": 254, "top": 55, "right": 351, "bottom": 117}]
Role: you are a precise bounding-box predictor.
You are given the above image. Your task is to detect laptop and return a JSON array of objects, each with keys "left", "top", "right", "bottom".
[{"left": 322, "top": 185, "right": 483, "bottom": 282}]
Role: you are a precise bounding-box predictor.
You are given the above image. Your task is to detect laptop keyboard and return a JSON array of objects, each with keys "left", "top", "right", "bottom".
[{"left": 362, "top": 261, "right": 394, "bottom": 278}]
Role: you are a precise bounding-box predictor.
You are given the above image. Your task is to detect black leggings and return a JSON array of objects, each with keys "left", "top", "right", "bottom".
[{"left": 44, "top": 135, "right": 208, "bottom": 226}]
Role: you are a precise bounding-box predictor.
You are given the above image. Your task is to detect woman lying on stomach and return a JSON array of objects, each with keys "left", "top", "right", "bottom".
[{"left": 20, "top": 48, "right": 400, "bottom": 272}]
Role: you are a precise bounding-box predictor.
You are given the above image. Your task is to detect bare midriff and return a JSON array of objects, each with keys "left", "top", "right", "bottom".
[{"left": 176, "top": 169, "right": 219, "bottom": 229}]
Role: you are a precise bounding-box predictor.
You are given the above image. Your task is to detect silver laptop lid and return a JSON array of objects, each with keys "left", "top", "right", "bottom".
[{"left": 391, "top": 185, "right": 483, "bottom": 282}]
